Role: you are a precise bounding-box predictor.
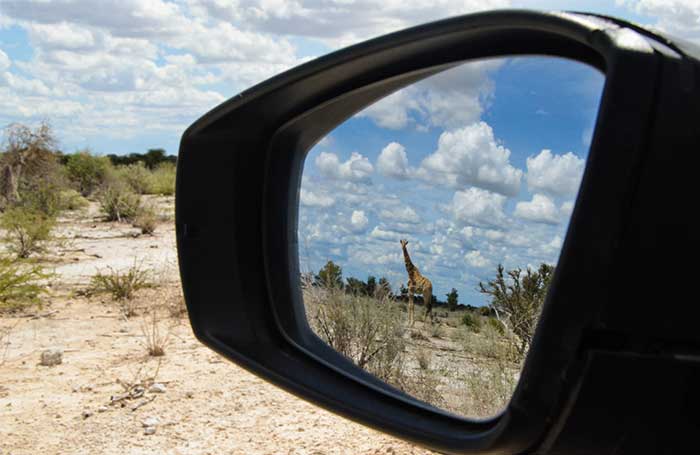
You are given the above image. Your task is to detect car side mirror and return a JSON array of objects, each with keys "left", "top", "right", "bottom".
[{"left": 176, "top": 10, "right": 700, "bottom": 454}]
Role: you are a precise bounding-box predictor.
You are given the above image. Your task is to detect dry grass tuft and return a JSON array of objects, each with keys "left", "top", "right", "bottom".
[
  {"left": 0, "top": 320, "right": 20, "bottom": 365},
  {"left": 89, "top": 262, "right": 153, "bottom": 317},
  {"left": 139, "top": 308, "right": 171, "bottom": 357}
]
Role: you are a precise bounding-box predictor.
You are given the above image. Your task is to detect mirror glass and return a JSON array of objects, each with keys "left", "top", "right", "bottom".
[{"left": 298, "top": 57, "right": 604, "bottom": 419}]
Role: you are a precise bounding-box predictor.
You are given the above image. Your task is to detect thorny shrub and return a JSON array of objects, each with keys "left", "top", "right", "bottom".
[
  {"left": 304, "top": 278, "right": 406, "bottom": 384},
  {"left": 97, "top": 181, "right": 142, "bottom": 222},
  {"left": 132, "top": 204, "right": 158, "bottom": 235},
  {"left": 0, "top": 256, "right": 50, "bottom": 312},
  {"left": 1, "top": 207, "right": 55, "bottom": 259}
]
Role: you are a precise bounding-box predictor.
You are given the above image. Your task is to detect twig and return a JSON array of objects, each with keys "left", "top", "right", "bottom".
[
  {"left": 131, "top": 395, "right": 156, "bottom": 411},
  {"left": 109, "top": 392, "right": 131, "bottom": 404},
  {"left": 27, "top": 310, "right": 59, "bottom": 320}
]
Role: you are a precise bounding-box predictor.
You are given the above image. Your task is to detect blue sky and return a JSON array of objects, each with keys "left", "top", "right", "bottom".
[
  {"left": 299, "top": 57, "right": 604, "bottom": 304},
  {"left": 1, "top": 0, "right": 698, "bottom": 304}
]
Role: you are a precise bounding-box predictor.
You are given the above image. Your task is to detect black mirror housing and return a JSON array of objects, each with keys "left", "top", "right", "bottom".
[{"left": 176, "top": 10, "right": 700, "bottom": 454}]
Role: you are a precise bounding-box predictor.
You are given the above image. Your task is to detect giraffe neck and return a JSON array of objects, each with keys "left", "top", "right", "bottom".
[{"left": 402, "top": 245, "right": 417, "bottom": 277}]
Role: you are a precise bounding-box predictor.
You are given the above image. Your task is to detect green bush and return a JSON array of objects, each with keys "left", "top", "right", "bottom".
[
  {"left": 65, "top": 151, "right": 112, "bottom": 196},
  {"left": 1, "top": 207, "right": 55, "bottom": 259},
  {"left": 0, "top": 256, "right": 50, "bottom": 312},
  {"left": 132, "top": 204, "right": 158, "bottom": 235},
  {"left": 97, "top": 182, "right": 141, "bottom": 222},
  {"left": 115, "top": 162, "right": 153, "bottom": 194},
  {"left": 479, "top": 263, "right": 553, "bottom": 357},
  {"left": 462, "top": 312, "right": 482, "bottom": 332},
  {"left": 89, "top": 263, "right": 154, "bottom": 317},
  {"left": 305, "top": 286, "right": 406, "bottom": 383},
  {"left": 18, "top": 179, "right": 64, "bottom": 217},
  {"left": 460, "top": 358, "right": 520, "bottom": 417},
  {"left": 486, "top": 316, "right": 506, "bottom": 336},
  {"left": 58, "top": 189, "right": 89, "bottom": 211},
  {"left": 460, "top": 323, "right": 519, "bottom": 362},
  {"left": 149, "top": 162, "right": 176, "bottom": 195}
]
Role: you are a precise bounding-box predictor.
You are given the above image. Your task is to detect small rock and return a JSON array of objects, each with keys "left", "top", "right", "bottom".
[
  {"left": 144, "top": 426, "right": 156, "bottom": 435},
  {"left": 185, "top": 391, "right": 194, "bottom": 399},
  {"left": 97, "top": 406, "right": 108, "bottom": 413},
  {"left": 142, "top": 417, "right": 159, "bottom": 427},
  {"left": 81, "top": 410, "right": 93, "bottom": 419},
  {"left": 148, "top": 383, "right": 166, "bottom": 394},
  {"left": 40, "top": 348, "right": 63, "bottom": 366}
]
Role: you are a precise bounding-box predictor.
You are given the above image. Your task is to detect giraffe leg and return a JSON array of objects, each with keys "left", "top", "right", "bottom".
[
  {"left": 408, "top": 285, "right": 415, "bottom": 327},
  {"left": 423, "top": 285, "right": 433, "bottom": 321}
]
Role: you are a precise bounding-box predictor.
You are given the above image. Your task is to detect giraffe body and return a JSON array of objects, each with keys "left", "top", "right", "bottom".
[{"left": 400, "top": 239, "right": 433, "bottom": 326}]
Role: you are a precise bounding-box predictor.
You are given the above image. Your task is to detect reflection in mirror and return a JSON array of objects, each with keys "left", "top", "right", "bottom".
[{"left": 298, "top": 57, "right": 604, "bottom": 419}]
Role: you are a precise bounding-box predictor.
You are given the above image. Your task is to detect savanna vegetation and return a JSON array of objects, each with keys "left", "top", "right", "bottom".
[
  {"left": 304, "top": 258, "right": 553, "bottom": 417},
  {"left": 0, "top": 122, "right": 176, "bottom": 313}
]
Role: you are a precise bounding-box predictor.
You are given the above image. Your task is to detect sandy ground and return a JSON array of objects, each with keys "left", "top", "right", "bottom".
[{"left": 0, "top": 199, "right": 435, "bottom": 455}]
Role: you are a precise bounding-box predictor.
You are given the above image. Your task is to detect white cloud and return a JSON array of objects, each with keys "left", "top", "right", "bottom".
[
  {"left": 350, "top": 249, "right": 402, "bottom": 266},
  {"left": 446, "top": 187, "right": 507, "bottom": 228},
  {"left": 480, "top": 228, "right": 506, "bottom": 242},
  {"left": 0, "top": 49, "right": 11, "bottom": 71},
  {"left": 2, "top": 0, "right": 190, "bottom": 39},
  {"left": 0, "top": 0, "right": 309, "bottom": 148},
  {"left": 188, "top": 0, "right": 510, "bottom": 48},
  {"left": 526, "top": 149, "right": 585, "bottom": 197},
  {"left": 315, "top": 151, "right": 374, "bottom": 182},
  {"left": 300, "top": 188, "right": 335, "bottom": 208},
  {"left": 413, "top": 61, "right": 499, "bottom": 129},
  {"left": 379, "top": 206, "right": 421, "bottom": 224},
  {"left": 360, "top": 90, "right": 416, "bottom": 130},
  {"left": 418, "top": 122, "right": 522, "bottom": 196},
  {"left": 370, "top": 226, "right": 404, "bottom": 242},
  {"left": 359, "top": 61, "right": 499, "bottom": 131},
  {"left": 560, "top": 200, "right": 575, "bottom": 219},
  {"left": 350, "top": 210, "right": 369, "bottom": 233},
  {"left": 537, "top": 234, "right": 564, "bottom": 257},
  {"left": 621, "top": 0, "right": 700, "bottom": 43},
  {"left": 27, "top": 22, "right": 96, "bottom": 50},
  {"left": 514, "top": 193, "right": 560, "bottom": 225},
  {"left": 461, "top": 226, "right": 475, "bottom": 240},
  {"left": 465, "top": 250, "right": 489, "bottom": 268},
  {"left": 377, "top": 142, "right": 410, "bottom": 179}
]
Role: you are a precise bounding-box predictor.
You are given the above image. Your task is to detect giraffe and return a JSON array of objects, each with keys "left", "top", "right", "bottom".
[{"left": 400, "top": 239, "right": 433, "bottom": 326}]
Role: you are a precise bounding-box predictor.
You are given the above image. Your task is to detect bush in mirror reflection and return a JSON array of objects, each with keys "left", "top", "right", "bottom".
[
  {"left": 303, "top": 262, "right": 542, "bottom": 417},
  {"left": 479, "top": 263, "right": 553, "bottom": 356}
]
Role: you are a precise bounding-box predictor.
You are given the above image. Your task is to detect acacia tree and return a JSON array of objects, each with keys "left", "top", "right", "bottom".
[
  {"left": 446, "top": 288, "right": 459, "bottom": 311},
  {"left": 478, "top": 263, "right": 554, "bottom": 357},
  {"left": 315, "top": 260, "right": 343, "bottom": 289},
  {"left": 0, "top": 122, "right": 59, "bottom": 210},
  {"left": 366, "top": 276, "right": 376, "bottom": 297}
]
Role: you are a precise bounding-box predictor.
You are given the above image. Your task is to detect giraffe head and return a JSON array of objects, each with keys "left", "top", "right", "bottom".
[{"left": 400, "top": 239, "right": 408, "bottom": 248}]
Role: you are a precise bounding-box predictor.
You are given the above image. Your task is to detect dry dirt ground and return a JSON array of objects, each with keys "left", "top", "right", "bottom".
[{"left": 0, "top": 198, "right": 435, "bottom": 455}]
